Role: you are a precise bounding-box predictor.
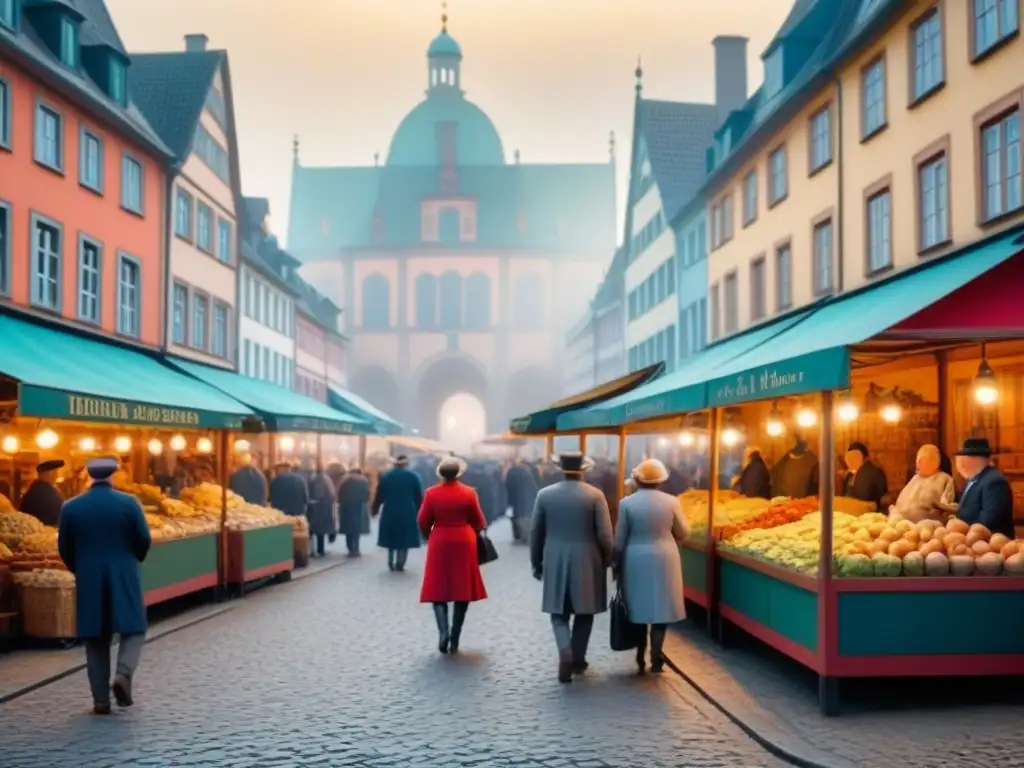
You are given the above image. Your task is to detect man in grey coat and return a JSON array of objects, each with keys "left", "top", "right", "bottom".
[{"left": 530, "top": 452, "right": 614, "bottom": 683}]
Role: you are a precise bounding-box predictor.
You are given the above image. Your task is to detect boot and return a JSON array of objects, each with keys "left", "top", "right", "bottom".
[
  {"left": 450, "top": 602, "right": 468, "bottom": 653},
  {"left": 650, "top": 625, "right": 667, "bottom": 674},
  {"left": 387, "top": 550, "right": 396, "bottom": 572},
  {"left": 636, "top": 626, "right": 648, "bottom": 674},
  {"left": 558, "top": 650, "right": 573, "bottom": 683},
  {"left": 112, "top": 673, "right": 133, "bottom": 707},
  {"left": 433, "top": 603, "right": 450, "bottom": 654}
]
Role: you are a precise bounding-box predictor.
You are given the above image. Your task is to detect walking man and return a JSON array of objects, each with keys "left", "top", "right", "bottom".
[
  {"left": 337, "top": 467, "right": 371, "bottom": 556},
  {"left": 58, "top": 457, "right": 151, "bottom": 714},
  {"left": 530, "top": 452, "right": 613, "bottom": 683},
  {"left": 373, "top": 455, "right": 424, "bottom": 571}
]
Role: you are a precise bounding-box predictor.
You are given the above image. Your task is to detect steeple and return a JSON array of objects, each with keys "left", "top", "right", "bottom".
[
  {"left": 292, "top": 134, "right": 300, "bottom": 166},
  {"left": 427, "top": 1, "right": 463, "bottom": 96},
  {"left": 635, "top": 56, "right": 643, "bottom": 96},
  {"left": 608, "top": 131, "right": 616, "bottom": 164}
]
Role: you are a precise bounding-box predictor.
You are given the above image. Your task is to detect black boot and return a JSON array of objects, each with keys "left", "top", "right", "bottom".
[
  {"left": 450, "top": 602, "right": 468, "bottom": 653},
  {"left": 433, "top": 603, "right": 449, "bottom": 654},
  {"left": 636, "top": 626, "right": 648, "bottom": 674},
  {"left": 387, "top": 550, "right": 395, "bottom": 571},
  {"left": 650, "top": 624, "right": 667, "bottom": 674}
]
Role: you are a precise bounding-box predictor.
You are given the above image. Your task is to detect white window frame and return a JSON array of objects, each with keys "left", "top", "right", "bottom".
[
  {"left": 212, "top": 301, "right": 229, "bottom": 358},
  {"left": 30, "top": 212, "right": 62, "bottom": 310},
  {"left": 120, "top": 154, "right": 143, "bottom": 214},
  {"left": 981, "top": 109, "right": 1022, "bottom": 221},
  {"left": 973, "top": 0, "right": 1020, "bottom": 58},
  {"left": 116, "top": 252, "right": 141, "bottom": 337},
  {"left": 866, "top": 189, "right": 893, "bottom": 273},
  {"left": 196, "top": 200, "right": 213, "bottom": 253},
  {"left": 919, "top": 153, "right": 949, "bottom": 250},
  {"left": 776, "top": 243, "right": 792, "bottom": 312},
  {"left": 768, "top": 145, "right": 788, "bottom": 205},
  {"left": 912, "top": 9, "right": 944, "bottom": 100},
  {"left": 192, "top": 292, "right": 209, "bottom": 350},
  {"left": 217, "top": 218, "right": 232, "bottom": 263},
  {"left": 34, "top": 101, "right": 63, "bottom": 172},
  {"left": 861, "top": 58, "right": 887, "bottom": 138},
  {"left": 79, "top": 126, "right": 103, "bottom": 193},
  {"left": 742, "top": 170, "right": 757, "bottom": 225},
  {"left": 0, "top": 77, "right": 11, "bottom": 150},
  {"left": 77, "top": 234, "right": 102, "bottom": 324},
  {"left": 175, "top": 187, "right": 193, "bottom": 240},
  {"left": 809, "top": 106, "right": 831, "bottom": 171},
  {"left": 812, "top": 220, "right": 833, "bottom": 296},
  {"left": 172, "top": 282, "right": 188, "bottom": 345}
]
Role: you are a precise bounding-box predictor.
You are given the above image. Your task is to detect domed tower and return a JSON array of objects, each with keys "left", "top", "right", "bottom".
[{"left": 427, "top": 11, "right": 462, "bottom": 92}]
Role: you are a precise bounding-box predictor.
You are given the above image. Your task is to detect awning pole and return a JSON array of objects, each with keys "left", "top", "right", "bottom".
[
  {"left": 817, "top": 390, "right": 837, "bottom": 713},
  {"left": 358, "top": 435, "right": 368, "bottom": 468},
  {"left": 615, "top": 426, "right": 627, "bottom": 530},
  {"left": 579, "top": 433, "right": 587, "bottom": 453},
  {"left": 706, "top": 408, "right": 720, "bottom": 641},
  {"left": 545, "top": 433, "right": 554, "bottom": 458},
  {"left": 316, "top": 433, "right": 323, "bottom": 473},
  {"left": 217, "top": 431, "right": 230, "bottom": 603}
]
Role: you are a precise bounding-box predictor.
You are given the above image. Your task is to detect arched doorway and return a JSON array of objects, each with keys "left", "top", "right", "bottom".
[
  {"left": 349, "top": 366, "right": 402, "bottom": 424},
  {"left": 417, "top": 356, "right": 488, "bottom": 447}
]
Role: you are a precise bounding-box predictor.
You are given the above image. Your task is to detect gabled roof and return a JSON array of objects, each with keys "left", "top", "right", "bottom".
[
  {"left": 128, "top": 50, "right": 223, "bottom": 161},
  {"left": 636, "top": 98, "right": 719, "bottom": 220},
  {"left": 0, "top": 0, "right": 172, "bottom": 159}
]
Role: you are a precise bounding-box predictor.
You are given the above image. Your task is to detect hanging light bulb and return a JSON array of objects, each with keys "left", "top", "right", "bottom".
[
  {"left": 765, "top": 403, "right": 784, "bottom": 438},
  {"left": 973, "top": 359, "right": 999, "bottom": 406},
  {"left": 880, "top": 403, "right": 902, "bottom": 424},
  {"left": 35, "top": 429, "right": 59, "bottom": 450},
  {"left": 697, "top": 433, "right": 709, "bottom": 450},
  {"left": 678, "top": 430, "right": 695, "bottom": 447},
  {"left": 196, "top": 437, "right": 213, "bottom": 454},
  {"left": 837, "top": 395, "right": 860, "bottom": 423},
  {"left": 796, "top": 408, "right": 818, "bottom": 428},
  {"left": 721, "top": 427, "right": 742, "bottom": 447},
  {"left": 79, "top": 436, "right": 96, "bottom": 452},
  {"left": 169, "top": 434, "right": 187, "bottom": 452},
  {"left": 2, "top": 436, "right": 19, "bottom": 453},
  {"left": 147, "top": 438, "right": 164, "bottom": 456},
  {"left": 657, "top": 437, "right": 669, "bottom": 448},
  {"left": 234, "top": 438, "right": 251, "bottom": 453},
  {"left": 279, "top": 436, "right": 295, "bottom": 452},
  {"left": 113, "top": 435, "right": 132, "bottom": 453}
]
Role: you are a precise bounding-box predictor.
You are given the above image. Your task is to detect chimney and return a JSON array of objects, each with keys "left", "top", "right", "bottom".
[
  {"left": 712, "top": 35, "right": 748, "bottom": 124},
  {"left": 185, "top": 34, "right": 209, "bottom": 53}
]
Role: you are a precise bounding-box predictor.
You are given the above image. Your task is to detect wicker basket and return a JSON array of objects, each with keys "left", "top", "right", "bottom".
[{"left": 18, "top": 584, "right": 76, "bottom": 639}]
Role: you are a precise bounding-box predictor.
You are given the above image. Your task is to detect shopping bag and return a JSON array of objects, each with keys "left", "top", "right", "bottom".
[
  {"left": 609, "top": 586, "right": 641, "bottom": 651},
  {"left": 477, "top": 532, "right": 499, "bottom": 565}
]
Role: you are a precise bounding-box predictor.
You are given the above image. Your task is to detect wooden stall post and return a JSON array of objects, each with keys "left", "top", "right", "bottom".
[
  {"left": 816, "top": 390, "right": 839, "bottom": 715},
  {"left": 579, "top": 433, "right": 588, "bottom": 454},
  {"left": 936, "top": 351, "right": 948, "bottom": 455},
  {"left": 316, "top": 433, "right": 323, "bottom": 472},
  {"left": 217, "top": 431, "right": 231, "bottom": 603},
  {"left": 615, "top": 427, "right": 627, "bottom": 500},
  {"left": 706, "top": 408, "right": 721, "bottom": 641},
  {"left": 358, "top": 435, "right": 367, "bottom": 468},
  {"left": 545, "top": 433, "right": 554, "bottom": 459}
]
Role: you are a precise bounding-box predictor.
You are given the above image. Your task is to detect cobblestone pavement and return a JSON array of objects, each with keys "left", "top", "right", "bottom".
[{"left": 0, "top": 521, "right": 783, "bottom": 768}]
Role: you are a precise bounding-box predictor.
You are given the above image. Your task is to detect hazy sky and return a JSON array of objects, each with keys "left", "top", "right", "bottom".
[{"left": 110, "top": 0, "right": 793, "bottom": 246}]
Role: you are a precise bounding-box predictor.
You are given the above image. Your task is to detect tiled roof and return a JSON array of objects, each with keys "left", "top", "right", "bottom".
[
  {"left": 637, "top": 98, "right": 719, "bottom": 220},
  {"left": 0, "top": 0, "right": 171, "bottom": 158},
  {"left": 287, "top": 161, "right": 617, "bottom": 256},
  {"left": 128, "top": 50, "right": 223, "bottom": 161}
]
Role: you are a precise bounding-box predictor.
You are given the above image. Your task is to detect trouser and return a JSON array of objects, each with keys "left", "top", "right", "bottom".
[
  {"left": 311, "top": 534, "right": 326, "bottom": 557},
  {"left": 549, "top": 612, "right": 595, "bottom": 664},
  {"left": 84, "top": 632, "right": 145, "bottom": 704},
  {"left": 388, "top": 548, "right": 408, "bottom": 570},
  {"left": 511, "top": 516, "right": 528, "bottom": 541},
  {"left": 345, "top": 534, "right": 360, "bottom": 554},
  {"left": 637, "top": 623, "right": 668, "bottom": 663}
]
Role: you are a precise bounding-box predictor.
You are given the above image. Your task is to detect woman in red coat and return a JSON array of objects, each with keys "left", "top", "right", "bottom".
[{"left": 418, "top": 456, "right": 488, "bottom": 654}]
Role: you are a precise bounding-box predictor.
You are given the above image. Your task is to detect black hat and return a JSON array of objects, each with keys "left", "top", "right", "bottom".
[
  {"left": 955, "top": 437, "right": 992, "bottom": 457},
  {"left": 36, "top": 459, "right": 65, "bottom": 473},
  {"left": 847, "top": 442, "right": 869, "bottom": 457},
  {"left": 86, "top": 457, "right": 118, "bottom": 480},
  {"left": 393, "top": 455, "right": 409, "bottom": 466},
  {"left": 551, "top": 451, "right": 594, "bottom": 473}
]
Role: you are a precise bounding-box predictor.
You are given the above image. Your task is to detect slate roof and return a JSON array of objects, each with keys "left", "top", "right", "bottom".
[
  {"left": 287, "top": 161, "right": 616, "bottom": 257},
  {"left": 0, "top": 0, "right": 171, "bottom": 159},
  {"left": 636, "top": 98, "right": 719, "bottom": 221},
  {"left": 128, "top": 50, "right": 223, "bottom": 161}
]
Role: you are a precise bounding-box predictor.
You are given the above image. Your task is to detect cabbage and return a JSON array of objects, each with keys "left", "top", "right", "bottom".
[
  {"left": 902, "top": 551, "right": 925, "bottom": 577},
  {"left": 872, "top": 553, "right": 902, "bottom": 577},
  {"left": 838, "top": 554, "right": 873, "bottom": 577}
]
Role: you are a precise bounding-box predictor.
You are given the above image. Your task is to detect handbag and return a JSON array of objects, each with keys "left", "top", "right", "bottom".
[
  {"left": 609, "top": 585, "right": 641, "bottom": 651},
  {"left": 477, "top": 531, "right": 499, "bottom": 565}
]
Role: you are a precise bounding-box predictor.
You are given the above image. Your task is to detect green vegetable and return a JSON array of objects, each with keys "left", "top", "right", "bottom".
[
  {"left": 902, "top": 551, "right": 925, "bottom": 577},
  {"left": 838, "top": 553, "right": 873, "bottom": 577},
  {"left": 872, "top": 552, "right": 902, "bottom": 577}
]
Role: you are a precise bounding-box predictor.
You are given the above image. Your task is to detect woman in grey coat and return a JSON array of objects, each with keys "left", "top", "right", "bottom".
[{"left": 614, "top": 458, "right": 689, "bottom": 674}]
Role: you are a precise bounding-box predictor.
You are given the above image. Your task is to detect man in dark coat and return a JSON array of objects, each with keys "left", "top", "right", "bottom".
[
  {"left": 306, "top": 469, "right": 337, "bottom": 558},
  {"left": 20, "top": 459, "right": 65, "bottom": 527},
  {"left": 737, "top": 448, "right": 772, "bottom": 499},
  {"left": 373, "top": 455, "right": 424, "bottom": 571},
  {"left": 337, "top": 468, "right": 371, "bottom": 555},
  {"left": 506, "top": 458, "right": 539, "bottom": 542},
  {"left": 230, "top": 458, "right": 268, "bottom": 505},
  {"left": 269, "top": 463, "right": 309, "bottom": 517},
  {"left": 952, "top": 437, "right": 1015, "bottom": 539},
  {"left": 841, "top": 442, "right": 888, "bottom": 508},
  {"left": 58, "top": 458, "right": 150, "bottom": 714}
]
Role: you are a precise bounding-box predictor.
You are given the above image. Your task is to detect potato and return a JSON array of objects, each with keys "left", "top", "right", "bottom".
[
  {"left": 918, "top": 539, "right": 944, "bottom": 556},
  {"left": 888, "top": 540, "right": 915, "bottom": 558},
  {"left": 902, "top": 528, "right": 921, "bottom": 544},
  {"left": 971, "top": 540, "right": 992, "bottom": 556},
  {"left": 943, "top": 532, "right": 968, "bottom": 552},
  {"left": 932, "top": 526, "right": 947, "bottom": 541},
  {"left": 952, "top": 543, "right": 972, "bottom": 556},
  {"left": 919, "top": 526, "right": 934, "bottom": 543},
  {"left": 867, "top": 522, "right": 886, "bottom": 537},
  {"left": 969, "top": 523, "right": 992, "bottom": 541},
  {"left": 989, "top": 533, "right": 1011, "bottom": 552},
  {"left": 894, "top": 519, "right": 914, "bottom": 535},
  {"left": 1001, "top": 541, "right": 1022, "bottom": 559},
  {"left": 947, "top": 519, "right": 969, "bottom": 535},
  {"left": 878, "top": 527, "right": 900, "bottom": 543}
]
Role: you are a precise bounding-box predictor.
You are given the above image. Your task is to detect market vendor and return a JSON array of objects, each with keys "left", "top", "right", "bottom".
[
  {"left": 889, "top": 444, "right": 955, "bottom": 522},
  {"left": 735, "top": 446, "right": 771, "bottom": 499},
  {"left": 841, "top": 442, "right": 888, "bottom": 508},
  {"left": 269, "top": 461, "right": 309, "bottom": 517},
  {"left": 950, "top": 437, "right": 1015, "bottom": 539},
  {"left": 20, "top": 459, "right": 65, "bottom": 527},
  {"left": 230, "top": 454, "right": 268, "bottom": 505},
  {"left": 770, "top": 438, "right": 818, "bottom": 499}
]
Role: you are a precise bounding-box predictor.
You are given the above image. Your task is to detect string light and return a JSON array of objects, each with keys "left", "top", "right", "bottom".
[
  {"left": 279, "top": 436, "right": 295, "bottom": 452},
  {"left": 2, "top": 436, "right": 19, "bottom": 453},
  {"left": 678, "top": 430, "right": 695, "bottom": 447},
  {"left": 148, "top": 439, "right": 163, "bottom": 456},
  {"left": 796, "top": 408, "right": 818, "bottom": 428},
  {"left": 196, "top": 437, "right": 213, "bottom": 454},
  {"left": 880, "top": 404, "right": 902, "bottom": 424},
  {"left": 234, "top": 439, "right": 251, "bottom": 453},
  {"left": 721, "top": 427, "right": 742, "bottom": 447},
  {"left": 170, "top": 434, "right": 187, "bottom": 451},
  {"left": 35, "top": 429, "right": 59, "bottom": 450},
  {"left": 837, "top": 396, "right": 860, "bottom": 423},
  {"left": 113, "top": 436, "right": 132, "bottom": 453},
  {"left": 765, "top": 403, "right": 784, "bottom": 437},
  {"left": 79, "top": 437, "right": 96, "bottom": 452}
]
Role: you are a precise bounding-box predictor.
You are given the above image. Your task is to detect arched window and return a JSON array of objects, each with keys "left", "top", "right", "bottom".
[
  {"left": 512, "top": 272, "right": 544, "bottom": 329},
  {"left": 438, "top": 207, "right": 461, "bottom": 243},
  {"left": 464, "top": 272, "right": 491, "bottom": 331},
  {"left": 415, "top": 273, "right": 438, "bottom": 329},
  {"left": 361, "top": 273, "right": 390, "bottom": 330},
  {"left": 438, "top": 270, "right": 462, "bottom": 330}
]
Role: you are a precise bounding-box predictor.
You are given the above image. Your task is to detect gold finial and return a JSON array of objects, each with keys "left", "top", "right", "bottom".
[
  {"left": 609, "top": 131, "right": 616, "bottom": 161},
  {"left": 441, "top": 0, "right": 448, "bottom": 32},
  {"left": 292, "top": 134, "right": 299, "bottom": 163},
  {"left": 635, "top": 56, "right": 643, "bottom": 93}
]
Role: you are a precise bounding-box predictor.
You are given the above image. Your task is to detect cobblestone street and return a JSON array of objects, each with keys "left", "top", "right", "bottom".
[{"left": 0, "top": 522, "right": 784, "bottom": 768}]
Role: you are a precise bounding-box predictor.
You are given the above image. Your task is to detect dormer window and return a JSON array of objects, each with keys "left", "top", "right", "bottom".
[
  {"left": 0, "top": 0, "right": 17, "bottom": 30},
  {"left": 764, "top": 48, "right": 783, "bottom": 98},
  {"left": 109, "top": 58, "right": 126, "bottom": 105},
  {"left": 59, "top": 15, "right": 79, "bottom": 68}
]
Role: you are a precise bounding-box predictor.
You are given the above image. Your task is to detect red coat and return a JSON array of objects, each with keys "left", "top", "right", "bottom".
[{"left": 417, "top": 481, "right": 488, "bottom": 603}]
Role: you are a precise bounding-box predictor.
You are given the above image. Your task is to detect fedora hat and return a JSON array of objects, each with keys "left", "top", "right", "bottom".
[
  {"left": 955, "top": 437, "right": 993, "bottom": 457},
  {"left": 436, "top": 456, "right": 467, "bottom": 480},
  {"left": 632, "top": 458, "right": 669, "bottom": 485},
  {"left": 551, "top": 451, "right": 594, "bottom": 473}
]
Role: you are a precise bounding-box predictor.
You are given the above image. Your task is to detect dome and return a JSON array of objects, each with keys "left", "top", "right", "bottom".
[
  {"left": 386, "top": 97, "right": 504, "bottom": 166},
  {"left": 428, "top": 30, "right": 462, "bottom": 58}
]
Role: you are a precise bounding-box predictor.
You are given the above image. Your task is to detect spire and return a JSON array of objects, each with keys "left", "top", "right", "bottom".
[
  {"left": 292, "top": 134, "right": 300, "bottom": 165},
  {"left": 635, "top": 56, "right": 643, "bottom": 95},
  {"left": 373, "top": 152, "right": 379, "bottom": 167},
  {"left": 608, "top": 131, "right": 616, "bottom": 164},
  {"left": 441, "top": 0, "right": 448, "bottom": 32}
]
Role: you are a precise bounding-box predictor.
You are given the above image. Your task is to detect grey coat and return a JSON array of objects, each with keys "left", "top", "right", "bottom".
[
  {"left": 530, "top": 478, "right": 613, "bottom": 616},
  {"left": 337, "top": 474, "right": 371, "bottom": 536},
  {"left": 614, "top": 489, "right": 689, "bottom": 625}
]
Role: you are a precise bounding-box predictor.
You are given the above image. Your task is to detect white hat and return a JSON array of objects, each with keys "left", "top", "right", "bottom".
[
  {"left": 632, "top": 458, "right": 669, "bottom": 485},
  {"left": 436, "top": 456, "right": 468, "bottom": 480}
]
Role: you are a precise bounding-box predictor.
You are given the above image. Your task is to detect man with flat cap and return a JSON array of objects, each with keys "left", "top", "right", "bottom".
[
  {"left": 58, "top": 457, "right": 151, "bottom": 714},
  {"left": 20, "top": 459, "right": 66, "bottom": 526}
]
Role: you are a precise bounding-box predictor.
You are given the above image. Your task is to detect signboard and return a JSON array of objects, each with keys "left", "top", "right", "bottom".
[{"left": 706, "top": 348, "right": 850, "bottom": 407}]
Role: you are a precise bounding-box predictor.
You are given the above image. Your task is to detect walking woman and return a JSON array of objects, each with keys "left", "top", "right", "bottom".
[
  {"left": 417, "top": 456, "right": 488, "bottom": 654},
  {"left": 614, "top": 458, "right": 689, "bottom": 674}
]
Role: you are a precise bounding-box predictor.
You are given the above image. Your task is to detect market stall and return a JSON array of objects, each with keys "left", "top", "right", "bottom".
[{"left": 552, "top": 228, "right": 1024, "bottom": 715}]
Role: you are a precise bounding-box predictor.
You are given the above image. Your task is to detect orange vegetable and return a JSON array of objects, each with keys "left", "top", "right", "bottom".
[
  {"left": 947, "top": 519, "right": 969, "bottom": 535},
  {"left": 943, "top": 532, "right": 967, "bottom": 552},
  {"left": 918, "top": 539, "right": 943, "bottom": 557},
  {"left": 969, "top": 523, "right": 992, "bottom": 542},
  {"left": 989, "top": 533, "right": 1011, "bottom": 552},
  {"left": 971, "top": 540, "right": 992, "bottom": 556},
  {"left": 888, "top": 540, "right": 915, "bottom": 558},
  {"left": 1001, "top": 541, "right": 1021, "bottom": 559}
]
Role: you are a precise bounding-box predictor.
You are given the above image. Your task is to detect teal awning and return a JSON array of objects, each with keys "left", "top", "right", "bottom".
[
  {"left": 704, "top": 230, "right": 1024, "bottom": 406},
  {"left": 558, "top": 309, "right": 815, "bottom": 431},
  {"left": 0, "top": 314, "right": 254, "bottom": 429},
  {"left": 510, "top": 363, "right": 664, "bottom": 435},
  {"left": 327, "top": 386, "right": 403, "bottom": 435},
  {"left": 166, "top": 358, "right": 369, "bottom": 434}
]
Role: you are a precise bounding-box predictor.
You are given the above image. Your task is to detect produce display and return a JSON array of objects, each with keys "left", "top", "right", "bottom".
[
  {"left": 16, "top": 529, "right": 59, "bottom": 554},
  {"left": 718, "top": 511, "right": 846, "bottom": 575},
  {"left": 0, "top": 509, "right": 46, "bottom": 536},
  {"left": 720, "top": 497, "right": 819, "bottom": 540},
  {"left": 12, "top": 568, "right": 74, "bottom": 587}
]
